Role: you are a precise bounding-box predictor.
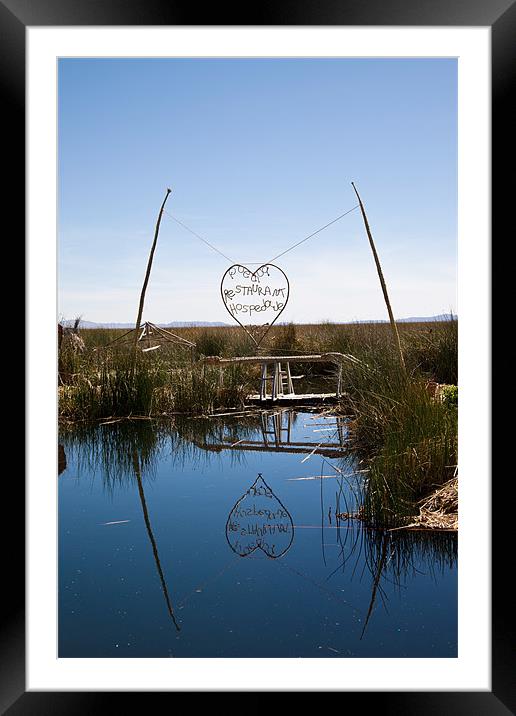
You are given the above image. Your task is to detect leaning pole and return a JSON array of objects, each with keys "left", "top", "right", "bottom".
[
  {"left": 351, "top": 182, "right": 406, "bottom": 372},
  {"left": 132, "top": 188, "right": 172, "bottom": 364}
]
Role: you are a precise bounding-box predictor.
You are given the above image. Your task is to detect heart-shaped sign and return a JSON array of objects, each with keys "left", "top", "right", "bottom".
[
  {"left": 226, "top": 474, "right": 294, "bottom": 558},
  {"left": 220, "top": 264, "right": 290, "bottom": 346}
]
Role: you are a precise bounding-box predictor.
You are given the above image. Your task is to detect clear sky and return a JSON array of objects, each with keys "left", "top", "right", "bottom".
[{"left": 58, "top": 58, "right": 457, "bottom": 324}]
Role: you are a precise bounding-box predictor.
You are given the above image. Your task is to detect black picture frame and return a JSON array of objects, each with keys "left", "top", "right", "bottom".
[{"left": 9, "top": 0, "right": 506, "bottom": 710}]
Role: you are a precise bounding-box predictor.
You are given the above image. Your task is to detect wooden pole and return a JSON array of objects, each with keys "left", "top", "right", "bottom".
[
  {"left": 351, "top": 182, "right": 406, "bottom": 371},
  {"left": 133, "top": 188, "right": 172, "bottom": 359}
]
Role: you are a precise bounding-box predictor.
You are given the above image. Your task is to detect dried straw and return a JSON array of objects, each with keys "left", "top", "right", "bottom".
[
  {"left": 392, "top": 477, "right": 458, "bottom": 531},
  {"left": 336, "top": 477, "right": 459, "bottom": 532}
]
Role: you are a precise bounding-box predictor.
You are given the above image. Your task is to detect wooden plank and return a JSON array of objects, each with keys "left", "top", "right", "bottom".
[
  {"left": 203, "top": 353, "right": 360, "bottom": 366},
  {"left": 142, "top": 345, "right": 161, "bottom": 352},
  {"left": 198, "top": 443, "right": 347, "bottom": 457},
  {"left": 246, "top": 393, "right": 338, "bottom": 404}
]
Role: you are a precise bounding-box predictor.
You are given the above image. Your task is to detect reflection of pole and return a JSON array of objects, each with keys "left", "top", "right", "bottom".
[
  {"left": 360, "top": 532, "right": 389, "bottom": 639},
  {"left": 274, "top": 411, "right": 281, "bottom": 447},
  {"left": 351, "top": 182, "right": 406, "bottom": 372},
  {"left": 133, "top": 188, "right": 172, "bottom": 365},
  {"left": 260, "top": 412, "right": 269, "bottom": 444},
  {"left": 131, "top": 450, "right": 180, "bottom": 631}
]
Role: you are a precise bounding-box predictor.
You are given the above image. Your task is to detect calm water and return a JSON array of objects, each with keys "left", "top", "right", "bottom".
[{"left": 59, "top": 409, "right": 457, "bottom": 658}]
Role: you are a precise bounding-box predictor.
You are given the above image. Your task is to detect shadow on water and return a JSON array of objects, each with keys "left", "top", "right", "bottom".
[{"left": 60, "top": 410, "right": 457, "bottom": 654}]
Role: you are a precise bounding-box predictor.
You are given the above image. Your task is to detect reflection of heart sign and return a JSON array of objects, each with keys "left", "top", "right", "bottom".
[
  {"left": 226, "top": 474, "right": 294, "bottom": 558},
  {"left": 220, "top": 264, "right": 290, "bottom": 346}
]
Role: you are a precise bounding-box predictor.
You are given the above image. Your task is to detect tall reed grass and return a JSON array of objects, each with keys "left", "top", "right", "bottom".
[
  {"left": 340, "top": 345, "right": 457, "bottom": 527},
  {"left": 58, "top": 345, "right": 253, "bottom": 420},
  {"left": 59, "top": 318, "right": 457, "bottom": 421}
]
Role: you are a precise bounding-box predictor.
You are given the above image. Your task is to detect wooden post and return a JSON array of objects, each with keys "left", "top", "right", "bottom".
[
  {"left": 271, "top": 363, "right": 277, "bottom": 401},
  {"left": 286, "top": 362, "right": 294, "bottom": 394},
  {"left": 133, "top": 188, "right": 172, "bottom": 361},
  {"left": 260, "top": 363, "right": 268, "bottom": 401},
  {"left": 351, "top": 182, "right": 406, "bottom": 371}
]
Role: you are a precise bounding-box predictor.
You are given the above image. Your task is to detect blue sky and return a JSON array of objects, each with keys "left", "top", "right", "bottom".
[{"left": 58, "top": 58, "right": 457, "bottom": 324}]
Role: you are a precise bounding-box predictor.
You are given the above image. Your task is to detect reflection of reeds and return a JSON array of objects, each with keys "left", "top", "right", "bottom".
[
  {"left": 361, "top": 527, "right": 457, "bottom": 603},
  {"left": 328, "top": 521, "right": 457, "bottom": 639},
  {"left": 61, "top": 420, "right": 165, "bottom": 490},
  {"left": 59, "top": 411, "right": 277, "bottom": 490}
]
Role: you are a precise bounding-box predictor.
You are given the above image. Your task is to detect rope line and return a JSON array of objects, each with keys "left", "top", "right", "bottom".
[
  {"left": 266, "top": 205, "right": 359, "bottom": 264},
  {"left": 163, "top": 209, "right": 235, "bottom": 263},
  {"left": 163, "top": 204, "right": 360, "bottom": 266}
]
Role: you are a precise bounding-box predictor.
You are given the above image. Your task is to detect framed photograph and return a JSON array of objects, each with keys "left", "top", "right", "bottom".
[{"left": 8, "top": 0, "right": 507, "bottom": 709}]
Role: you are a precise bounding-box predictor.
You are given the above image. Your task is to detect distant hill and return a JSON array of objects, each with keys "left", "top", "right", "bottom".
[
  {"left": 348, "top": 314, "right": 457, "bottom": 324},
  {"left": 61, "top": 314, "right": 456, "bottom": 329},
  {"left": 60, "top": 320, "right": 230, "bottom": 329},
  {"left": 398, "top": 314, "right": 457, "bottom": 323}
]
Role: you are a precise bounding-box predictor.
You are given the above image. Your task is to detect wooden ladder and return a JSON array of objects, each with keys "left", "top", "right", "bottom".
[{"left": 260, "top": 361, "right": 296, "bottom": 400}]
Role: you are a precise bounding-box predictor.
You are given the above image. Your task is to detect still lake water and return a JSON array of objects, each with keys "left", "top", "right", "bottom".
[{"left": 59, "top": 409, "right": 457, "bottom": 658}]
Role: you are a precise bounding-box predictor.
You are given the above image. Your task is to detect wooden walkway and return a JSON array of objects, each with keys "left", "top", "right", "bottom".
[
  {"left": 246, "top": 393, "right": 338, "bottom": 405},
  {"left": 203, "top": 352, "right": 361, "bottom": 402}
]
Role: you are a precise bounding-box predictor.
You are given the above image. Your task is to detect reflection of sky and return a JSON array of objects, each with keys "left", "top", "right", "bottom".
[
  {"left": 58, "top": 58, "right": 457, "bottom": 324},
  {"left": 59, "top": 410, "right": 457, "bottom": 658}
]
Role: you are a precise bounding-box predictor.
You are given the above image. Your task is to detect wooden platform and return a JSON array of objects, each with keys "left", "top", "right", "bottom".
[
  {"left": 204, "top": 352, "right": 363, "bottom": 402},
  {"left": 246, "top": 392, "right": 338, "bottom": 406}
]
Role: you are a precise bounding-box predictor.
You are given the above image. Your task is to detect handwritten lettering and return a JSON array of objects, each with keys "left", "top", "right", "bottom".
[{"left": 220, "top": 264, "right": 290, "bottom": 346}]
